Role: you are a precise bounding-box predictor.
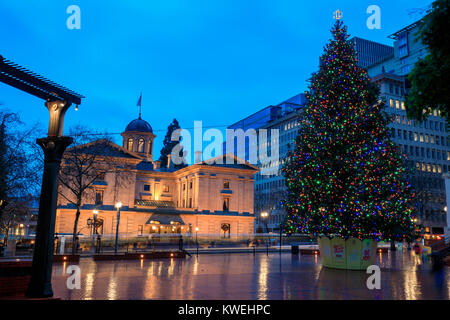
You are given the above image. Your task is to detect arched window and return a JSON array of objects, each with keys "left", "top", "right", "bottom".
[
  {"left": 138, "top": 138, "right": 145, "bottom": 153},
  {"left": 127, "top": 138, "right": 133, "bottom": 151}
]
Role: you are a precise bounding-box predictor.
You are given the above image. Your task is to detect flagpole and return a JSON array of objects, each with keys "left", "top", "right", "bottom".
[{"left": 138, "top": 92, "right": 142, "bottom": 119}]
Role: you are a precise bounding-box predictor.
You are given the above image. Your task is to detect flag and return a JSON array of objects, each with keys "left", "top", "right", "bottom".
[{"left": 137, "top": 92, "right": 142, "bottom": 107}]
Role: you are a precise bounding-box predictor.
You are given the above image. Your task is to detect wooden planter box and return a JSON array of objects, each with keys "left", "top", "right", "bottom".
[
  {"left": 318, "top": 237, "right": 377, "bottom": 270},
  {"left": 53, "top": 254, "right": 80, "bottom": 263},
  {"left": 93, "top": 251, "right": 186, "bottom": 261},
  {"left": 0, "top": 260, "right": 32, "bottom": 298}
]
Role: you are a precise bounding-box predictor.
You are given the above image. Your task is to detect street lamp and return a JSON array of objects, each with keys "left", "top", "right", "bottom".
[
  {"left": 92, "top": 210, "right": 98, "bottom": 254},
  {"left": 260, "top": 211, "right": 269, "bottom": 233},
  {"left": 114, "top": 202, "right": 122, "bottom": 254},
  {"left": 195, "top": 227, "right": 199, "bottom": 256}
]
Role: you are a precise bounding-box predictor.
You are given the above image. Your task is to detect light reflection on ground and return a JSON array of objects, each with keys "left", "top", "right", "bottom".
[{"left": 52, "top": 251, "right": 450, "bottom": 300}]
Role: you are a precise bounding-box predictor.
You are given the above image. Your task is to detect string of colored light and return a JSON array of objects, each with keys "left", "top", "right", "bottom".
[{"left": 282, "top": 20, "right": 418, "bottom": 242}]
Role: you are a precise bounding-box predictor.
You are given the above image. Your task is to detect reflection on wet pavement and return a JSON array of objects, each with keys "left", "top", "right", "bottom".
[{"left": 52, "top": 251, "right": 450, "bottom": 300}]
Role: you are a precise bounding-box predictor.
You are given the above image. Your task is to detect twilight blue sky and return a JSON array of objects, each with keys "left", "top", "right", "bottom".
[{"left": 0, "top": 0, "right": 430, "bottom": 158}]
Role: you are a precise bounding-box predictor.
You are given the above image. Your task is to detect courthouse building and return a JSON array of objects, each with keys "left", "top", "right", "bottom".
[{"left": 55, "top": 116, "right": 258, "bottom": 238}]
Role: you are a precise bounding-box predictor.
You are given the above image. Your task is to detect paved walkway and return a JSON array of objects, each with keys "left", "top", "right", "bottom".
[{"left": 51, "top": 251, "right": 450, "bottom": 300}]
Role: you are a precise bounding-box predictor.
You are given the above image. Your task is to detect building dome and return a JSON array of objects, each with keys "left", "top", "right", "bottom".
[{"left": 125, "top": 118, "right": 153, "bottom": 133}]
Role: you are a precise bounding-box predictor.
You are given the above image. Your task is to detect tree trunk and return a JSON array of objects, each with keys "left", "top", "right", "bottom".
[
  {"left": 72, "top": 207, "right": 80, "bottom": 254},
  {"left": 390, "top": 240, "right": 397, "bottom": 251}
]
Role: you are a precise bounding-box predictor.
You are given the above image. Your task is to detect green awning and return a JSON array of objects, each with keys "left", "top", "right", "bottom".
[{"left": 145, "top": 214, "right": 185, "bottom": 225}]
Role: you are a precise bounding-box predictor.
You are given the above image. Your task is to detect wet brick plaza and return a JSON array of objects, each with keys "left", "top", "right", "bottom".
[{"left": 52, "top": 251, "right": 450, "bottom": 300}]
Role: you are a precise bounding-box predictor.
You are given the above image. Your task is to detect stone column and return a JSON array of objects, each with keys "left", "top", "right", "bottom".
[
  {"left": 26, "top": 136, "right": 73, "bottom": 298},
  {"left": 26, "top": 99, "right": 74, "bottom": 298}
]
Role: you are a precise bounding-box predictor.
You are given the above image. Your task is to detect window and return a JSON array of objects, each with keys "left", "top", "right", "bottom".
[
  {"left": 223, "top": 198, "right": 230, "bottom": 212},
  {"left": 127, "top": 138, "right": 133, "bottom": 151},
  {"left": 138, "top": 138, "right": 145, "bottom": 153},
  {"left": 144, "top": 184, "right": 150, "bottom": 192},
  {"left": 183, "top": 184, "right": 186, "bottom": 191},
  {"left": 97, "top": 171, "right": 105, "bottom": 180},
  {"left": 223, "top": 180, "right": 230, "bottom": 189},
  {"left": 189, "top": 198, "right": 192, "bottom": 208},
  {"left": 398, "top": 32, "right": 409, "bottom": 58},
  {"left": 138, "top": 225, "right": 143, "bottom": 236},
  {"left": 189, "top": 181, "right": 193, "bottom": 189},
  {"left": 390, "top": 99, "right": 394, "bottom": 108},
  {"left": 95, "top": 190, "right": 104, "bottom": 205},
  {"left": 163, "top": 185, "right": 169, "bottom": 192}
]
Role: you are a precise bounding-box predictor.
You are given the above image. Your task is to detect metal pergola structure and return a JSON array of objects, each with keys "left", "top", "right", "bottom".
[
  {"left": 0, "top": 55, "right": 83, "bottom": 105},
  {"left": 0, "top": 53, "right": 84, "bottom": 298}
]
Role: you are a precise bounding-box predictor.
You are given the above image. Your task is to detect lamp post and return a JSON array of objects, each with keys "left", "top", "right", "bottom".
[
  {"left": 260, "top": 212, "right": 269, "bottom": 254},
  {"left": 279, "top": 222, "right": 283, "bottom": 252},
  {"left": 195, "top": 227, "right": 199, "bottom": 256},
  {"left": 260, "top": 211, "right": 269, "bottom": 233},
  {"left": 92, "top": 210, "right": 98, "bottom": 254},
  {"left": 0, "top": 56, "right": 84, "bottom": 298},
  {"left": 114, "top": 202, "right": 122, "bottom": 254}
]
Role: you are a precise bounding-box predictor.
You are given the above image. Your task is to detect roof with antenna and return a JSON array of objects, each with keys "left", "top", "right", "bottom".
[{"left": 0, "top": 54, "right": 84, "bottom": 105}]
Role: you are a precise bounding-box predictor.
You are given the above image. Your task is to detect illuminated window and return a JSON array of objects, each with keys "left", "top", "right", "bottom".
[
  {"left": 396, "top": 100, "right": 400, "bottom": 109},
  {"left": 390, "top": 99, "right": 394, "bottom": 108},
  {"left": 127, "top": 138, "right": 133, "bottom": 151},
  {"left": 163, "top": 185, "right": 169, "bottom": 192},
  {"left": 401, "top": 101, "right": 405, "bottom": 110},
  {"left": 138, "top": 138, "right": 145, "bottom": 152},
  {"left": 223, "top": 180, "right": 230, "bottom": 189},
  {"left": 414, "top": 133, "right": 418, "bottom": 141}
]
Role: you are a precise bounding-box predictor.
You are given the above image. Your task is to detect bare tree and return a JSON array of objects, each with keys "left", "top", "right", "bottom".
[
  {"left": 58, "top": 125, "right": 133, "bottom": 253},
  {"left": 0, "top": 110, "right": 41, "bottom": 245}
]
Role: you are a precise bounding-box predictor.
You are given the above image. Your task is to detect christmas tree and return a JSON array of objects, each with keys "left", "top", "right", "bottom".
[{"left": 282, "top": 20, "right": 418, "bottom": 242}]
